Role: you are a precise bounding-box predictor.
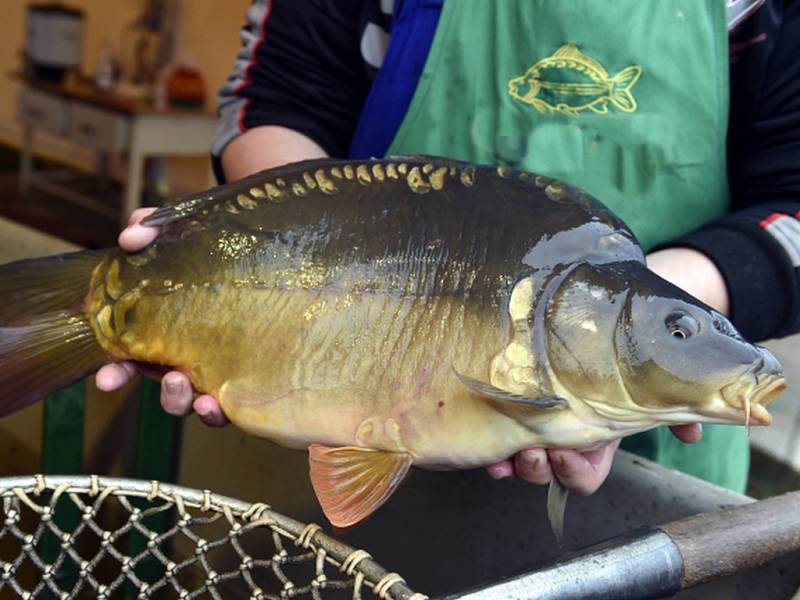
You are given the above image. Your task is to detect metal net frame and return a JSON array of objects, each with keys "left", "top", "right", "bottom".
[{"left": 0, "top": 475, "right": 428, "bottom": 600}]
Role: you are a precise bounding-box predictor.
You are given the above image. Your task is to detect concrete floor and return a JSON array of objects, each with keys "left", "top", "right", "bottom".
[{"left": 753, "top": 336, "right": 800, "bottom": 471}]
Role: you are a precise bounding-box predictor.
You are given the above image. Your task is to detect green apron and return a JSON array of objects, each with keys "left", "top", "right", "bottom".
[{"left": 387, "top": 0, "right": 748, "bottom": 492}]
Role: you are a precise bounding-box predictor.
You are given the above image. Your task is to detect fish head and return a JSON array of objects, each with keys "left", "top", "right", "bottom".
[
  {"left": 508, "top": 70, "right": 540, "bottom": 101},
  {"left": 545, "top": 261, "right": 786, "bottom": 429},
  {"left": 615, "top": 279, "right": 785, "bottom": 427}
]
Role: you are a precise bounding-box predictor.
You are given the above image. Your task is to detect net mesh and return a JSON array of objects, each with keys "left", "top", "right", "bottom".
[{"left": 0, "top": 475, "right": 427, "bottom": 600}]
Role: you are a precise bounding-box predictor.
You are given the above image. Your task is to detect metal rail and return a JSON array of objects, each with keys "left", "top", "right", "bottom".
[{"left": 448, "top": 490, "right": 800, "bottom": 600}]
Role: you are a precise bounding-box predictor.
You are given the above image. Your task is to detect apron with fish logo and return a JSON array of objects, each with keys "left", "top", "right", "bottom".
[{"left": 381, "top": 0, "right": 748, "bottom": 491}]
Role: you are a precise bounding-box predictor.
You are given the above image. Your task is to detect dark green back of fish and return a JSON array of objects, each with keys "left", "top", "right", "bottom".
[{"left": 121, "top": 157, "right": 643, "bottom": 305}]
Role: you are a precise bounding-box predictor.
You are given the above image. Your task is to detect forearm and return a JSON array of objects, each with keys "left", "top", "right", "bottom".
[
  {"left": 658, "top": 210, "right": 800, "bottom": 342},
  {"left": 212, "top": 1, "right": 372, "bottom": 184},
  {"left": 220, "top": 125, "right": 329, "bottom": 182},
  {"left": 646, "top": 247, "right": 730, "bottom": 316}
]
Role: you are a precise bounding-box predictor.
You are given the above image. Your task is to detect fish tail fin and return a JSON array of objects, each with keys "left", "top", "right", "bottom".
[
  {"left": 610, "top": 65, "right": 642, "bottom": 113},
  {"left": 0, "top": 250, "right": 108, "bottom": 416}
]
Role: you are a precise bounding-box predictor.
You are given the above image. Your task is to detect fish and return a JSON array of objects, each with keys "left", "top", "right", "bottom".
[
  {"left": 0, "top": 156, "right": 786, "bottom": 539},
  {"left": 508, "top": 44, "right": 642, "bottom": 115}
]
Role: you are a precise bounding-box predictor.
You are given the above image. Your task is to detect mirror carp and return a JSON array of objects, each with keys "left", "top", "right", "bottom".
[{"left": 0, "top": 157, "right": 786, "bottom": 538}]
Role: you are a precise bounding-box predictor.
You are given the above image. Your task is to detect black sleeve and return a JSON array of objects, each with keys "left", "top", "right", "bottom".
[
  {"left": 212, "top": 0, "right": 376, "bottom": 182},
  {"left": 663, "top": 0, "right": 800, "bottom": 343}
]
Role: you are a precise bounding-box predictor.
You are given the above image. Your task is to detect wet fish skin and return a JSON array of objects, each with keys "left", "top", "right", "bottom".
[
  {"left": 86, "top": 158, "right": 628, "bottom": 462},
  {"left": 0, "top": 156, "right": 785, "bottom": 531}
]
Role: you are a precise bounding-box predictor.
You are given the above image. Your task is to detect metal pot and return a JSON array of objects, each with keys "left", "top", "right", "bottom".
[{"left": 26, "top": 3, "right": 85, "bottom": 81}]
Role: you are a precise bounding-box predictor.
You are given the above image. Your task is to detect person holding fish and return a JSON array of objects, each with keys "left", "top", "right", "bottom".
[{"left": 96, "top": 0, "right": 800, "bottom": 509}]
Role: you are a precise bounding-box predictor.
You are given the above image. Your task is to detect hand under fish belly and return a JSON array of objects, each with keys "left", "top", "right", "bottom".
[{"left": 0, "top": 157, "right": 786, "bottom": 538}]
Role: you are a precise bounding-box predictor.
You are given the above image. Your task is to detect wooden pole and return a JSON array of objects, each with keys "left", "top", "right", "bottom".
[
  {"left": 660, "top": 490, "right": 800, "bottom": 588},
  {"left": 448, "top": 491, "right": 800, "bottom": 599}
]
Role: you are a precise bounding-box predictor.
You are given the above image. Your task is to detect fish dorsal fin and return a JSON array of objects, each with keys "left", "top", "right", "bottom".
[
  {"left": 308, "top": 445, "right": 413, "bottom": 528},
  {"left": 551, "top": 44, "right": 609, "bottom": 79},
  {"left": 454, "top": 370, "right": 567, "bottom": 409}
]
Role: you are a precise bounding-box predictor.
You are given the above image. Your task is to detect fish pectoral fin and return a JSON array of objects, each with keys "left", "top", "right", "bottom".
[
  {"left": 308, "top": 444, "right": 413, "bottom": 528},
  {"left": 547, "top": 477, "right": 570, "bottom": 546},
  {"left": 454, "top": 370, "right": 568, "bottom": 409}
]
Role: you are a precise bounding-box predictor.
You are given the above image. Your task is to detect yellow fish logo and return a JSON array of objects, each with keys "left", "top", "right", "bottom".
[{"left": 509, "top": 44, "right": 642, "bottom": 116}]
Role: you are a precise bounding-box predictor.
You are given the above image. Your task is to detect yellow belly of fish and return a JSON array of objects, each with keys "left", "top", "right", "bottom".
[{"left": 98, "top": 282, "right": 544, "bottom": 467}]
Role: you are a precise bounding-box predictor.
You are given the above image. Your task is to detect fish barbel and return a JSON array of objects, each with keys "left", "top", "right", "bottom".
[{"left": 0, "top": 157, "right": 786, "bottom": 535}]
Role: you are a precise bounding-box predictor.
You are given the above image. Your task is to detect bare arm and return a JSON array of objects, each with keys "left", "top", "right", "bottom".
[
  {"left": 220, "top": 125, "right": 328, "bottom": 182},
  {"left": 646, "top": 247, "right": 730, "bottom": 316}
]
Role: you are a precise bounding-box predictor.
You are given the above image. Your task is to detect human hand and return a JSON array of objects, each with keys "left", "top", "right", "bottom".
[
  {"left": 94, "top": 208, "right": 229, "bottom": 427},
  {"left": 485, "top": 424, "right": 701, "bottom": 494}
]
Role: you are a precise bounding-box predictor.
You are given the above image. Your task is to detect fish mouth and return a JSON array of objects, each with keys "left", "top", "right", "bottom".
[
  {"left": 751, "top": 374, "right": 787, "bottom": 423},
  {"left": 717, "top": 373, "right": 786, "bottom": 429}
]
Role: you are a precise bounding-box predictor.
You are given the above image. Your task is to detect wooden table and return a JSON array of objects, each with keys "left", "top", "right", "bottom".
[{"left": 16, "top": 76, "right": 217, "bottom": 226}]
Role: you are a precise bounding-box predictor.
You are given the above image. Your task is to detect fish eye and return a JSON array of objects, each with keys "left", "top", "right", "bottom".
[{"left": 665, "top": 312, "right": 699, "bottom": 340}]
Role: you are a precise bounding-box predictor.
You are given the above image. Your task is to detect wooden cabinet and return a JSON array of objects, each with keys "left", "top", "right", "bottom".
[
  {"left": 17, "top": 88, "right": 69, "bottom": 136},
  {"left": 16, "top": 79, "right": 217, "bottom": 225},
  {"left": 18, "top": 88, "right": 131, "bottom": 154},
  {"left": 69, "top": 103, "right": 129, "bottom": 153}
]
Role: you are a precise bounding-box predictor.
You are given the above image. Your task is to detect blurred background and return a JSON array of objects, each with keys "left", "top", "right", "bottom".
[
  {"left": 0, "top": 2, "right": 798, "bottom": 596},
  {"left": 0, "top": 0, "right": 332, "bottom": 540},
  {"left": 0, "top": 0, "right": 249, "bottom": 247}
]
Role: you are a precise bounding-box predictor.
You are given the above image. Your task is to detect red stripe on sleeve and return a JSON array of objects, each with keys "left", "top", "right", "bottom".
[
  {"left": 760, "top": 212, "right": 787, "bottom": 228},
  {"left": 237, "top": 0, "right": 275, "bottom": 133}
]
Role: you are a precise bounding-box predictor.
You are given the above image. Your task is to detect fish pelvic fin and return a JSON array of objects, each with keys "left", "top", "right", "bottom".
[
  {"left": 610, "top": 65, "right": 642, "bottom": 113},
  {"left": 547, "top": 477, "right": 570, "bottom": 546},
  {"left": 308, "top": 444, "right": 413, "bottom": 528},
  {"left": 454, "top": 369, "right": 568, "bottom": 409},
  {"left": 0, "top": 251, "right": 108, "bottom": 416}
]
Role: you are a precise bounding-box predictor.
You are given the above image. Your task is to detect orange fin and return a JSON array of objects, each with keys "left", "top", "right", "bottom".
[{"left": 308, "top": 444, "right": 412, "bottom": 528}]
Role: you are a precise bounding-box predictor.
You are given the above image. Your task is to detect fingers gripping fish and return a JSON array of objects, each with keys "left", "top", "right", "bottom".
[{"left": 0, "top": 157, "right": 785, "bottom": 540}]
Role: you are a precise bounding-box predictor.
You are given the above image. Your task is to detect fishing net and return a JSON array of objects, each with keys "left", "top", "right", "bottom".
[{"left": 0, "top": 475, "right": 428, "bottom": 600}]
